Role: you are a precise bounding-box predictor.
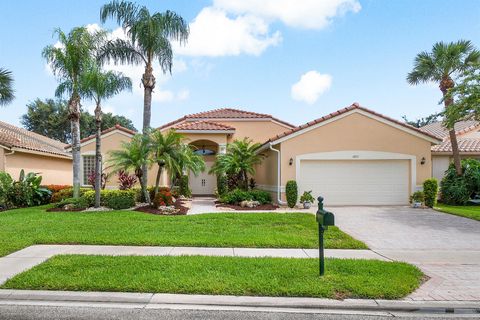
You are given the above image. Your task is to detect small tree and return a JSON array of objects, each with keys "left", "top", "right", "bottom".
[
  {"left": 108, "top": 134, "right": 152, "bottom": 203},
  {"left": 210, "top": 138, "right": 264, "bottom": 190}
]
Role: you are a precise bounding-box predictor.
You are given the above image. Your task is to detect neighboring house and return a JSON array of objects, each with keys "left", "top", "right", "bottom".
[
  {"left": 254, "top": 103, "right": 441, "bottom": 206},
  {"left": 65, "top": 124, "right": 138, "bottom": 188},
  {"left": 0, "top": 120, "right": 72, "bottom": 185},
  {"left": 420, "top": 120, "right": 480, "bottom": 181},
  {"left": 159, "top": 108, "right": 295, "bottom": 195}
]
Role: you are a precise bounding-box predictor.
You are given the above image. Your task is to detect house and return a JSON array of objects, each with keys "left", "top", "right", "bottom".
[
  {"left": 159, "top": 108, "right": 296, "bottom": 195},
  {"left": 0, "top": 120, "right": 72, "bottom": 185},
  {"left": 254, "top": 103, "right": 441, "bottom": 206},
  {"left": 65, "top": 124, "right": 138, "bottom": 188},
  {"left": 420, "top": 120, "right": 480, "bottom": 181},
  {"left": 2, "top": 103, "right": 442, "bottom": 207}
]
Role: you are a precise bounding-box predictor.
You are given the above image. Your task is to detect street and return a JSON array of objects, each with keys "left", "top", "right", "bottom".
[{"left": 0, "top": 305, "right": 477, "bottom": 320}]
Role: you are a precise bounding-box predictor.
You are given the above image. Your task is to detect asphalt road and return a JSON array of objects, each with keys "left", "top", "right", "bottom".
[{"left": 0, "top": 305, "right": 475, "bottom": 320}]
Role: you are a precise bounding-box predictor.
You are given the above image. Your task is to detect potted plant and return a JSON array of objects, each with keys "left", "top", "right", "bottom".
[
  {"left": 410, "top": 191, "right": 424, "bottom": 208},
  {"left": 299, "top": 190, "right": 315, "bottom": 209}
]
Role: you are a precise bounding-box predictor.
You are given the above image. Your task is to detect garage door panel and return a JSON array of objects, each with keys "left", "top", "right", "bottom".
[{"left": 298, "top": 160, "right": 409, "bottom": 206}]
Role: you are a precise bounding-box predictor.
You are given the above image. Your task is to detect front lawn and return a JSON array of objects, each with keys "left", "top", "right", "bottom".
[
  {"left": 0, "top": 206, "right": 367, "bottom": 257},
  {"left": 434, "top": 203, "right": 480, "bottom": 221},
  {"left": 1, "top": 255, "right": 423, "bottom": 300}
]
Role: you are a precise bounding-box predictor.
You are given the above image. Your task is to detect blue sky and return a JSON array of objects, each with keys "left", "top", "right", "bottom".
[{"left": 1, "top": 0, "right": 479, "bottom": 130}]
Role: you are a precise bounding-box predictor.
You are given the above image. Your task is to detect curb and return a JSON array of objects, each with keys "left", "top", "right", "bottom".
[{"left": 0, "top": 290, "right": 479, "bottom": 313}]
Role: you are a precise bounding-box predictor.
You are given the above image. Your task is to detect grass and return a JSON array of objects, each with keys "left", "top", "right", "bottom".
[
  {"left": 1, "top": 255, "right": 423, "bottom": 300},
  {"left": 0, "top": 206, "right": 367, "bottom": 257},
  {"left": 434, "top": 203, "right": 480, "bottom": 221}
]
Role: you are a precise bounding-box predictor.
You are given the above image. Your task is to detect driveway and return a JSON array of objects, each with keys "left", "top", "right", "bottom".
[{"left": 331, "top": 206, "right": 480, "bottom": 301}]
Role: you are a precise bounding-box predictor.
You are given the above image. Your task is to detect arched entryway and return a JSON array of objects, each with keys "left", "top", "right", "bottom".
[{"left": 189, "top": 139, "right": 220, "bottom": 195}]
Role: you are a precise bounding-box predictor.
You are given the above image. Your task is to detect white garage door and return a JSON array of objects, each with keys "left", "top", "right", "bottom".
[{"left": 298, "top": 160, "right": 409, "bottom": 206}]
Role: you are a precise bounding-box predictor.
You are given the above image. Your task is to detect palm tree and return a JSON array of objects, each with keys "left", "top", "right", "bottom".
[
  {"left": 210, "top": 138, "right": 264, "bottom": 190},
  {"left": 108, "top": 134, "right": 151, "bottom": 203},
  {"left": 100, "top": 0, "right": 189, "bottom": 189},
  {"left": 0, "top": 68, "right": 14, "bottom": 106},
  {"left": 150, "top": 130, "right": 183, "bottom": 197},
  {"left": 43, "top": 27, "right": 103, "bottom": 197},
  {"left": 80, "top": 63, "right": 132, "bottom": 207},
  {"left": 407, "top": 40, "right": 480, "bottom": 175}
]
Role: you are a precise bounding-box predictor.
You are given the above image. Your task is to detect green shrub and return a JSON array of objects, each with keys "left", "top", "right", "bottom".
[
  {"left": 440, "top": 159, "right": 480, "bottom": 204},
  {"left": 423, "top": 178, "right": 438, "bottom": 207},
  {"left": 54, "top": 197, "right": 89, "bottom": 210},
  {"left": 249, "top": 189, "right": 272, "bottom": 204},
  {"left": 0, "top": 170, "right": 51, "bottom": 208},
  {"left": 220, "top": 189, "right": 252, "bottom": 204},
  {"left": 0, "top": 172, "right": 13, "bottom": 209},
  {"left": 152, "top": 189, "right": 174, "bottom": 207},
  {"left": 216, "top": 174, "right": 228, "bottom": 196},
  {"left": 286, "top": 180, "right": 298, "bottom": 208},
  {"left": 82, "top": 190, "right": 136, "bottom": 209},
  {"left": 410, "top": 191, "right": 425, "bottom": 204},
  {"left": 179, "top": 175, "right": 191, "bottom": 197},
  {"left": 219, "top": 189, "right": 272, "bottom": 205},
  {"left": 51, "top": 187, "right": 90, "bottom": 203}
]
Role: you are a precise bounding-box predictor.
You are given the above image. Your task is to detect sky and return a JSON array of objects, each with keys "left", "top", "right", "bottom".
[{"left": 1, "top": 0, "right": 480, "bottom": 130}]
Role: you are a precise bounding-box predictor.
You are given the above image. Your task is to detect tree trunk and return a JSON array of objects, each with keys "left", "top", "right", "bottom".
[
  {"left": 441, "top": 77, "right": 462, "bottom": 175},
  {"left": 141, "top": 63, "right": 156, "bottom": 198},
  {"left": 243, "top": 170, "right": 248, "bottom": 190},
  {"left": 94, "top": 101, "right": 102, "bottom": 208},
  {"left": 69, "top": 92, "right": 81, "bottom": 198},
  {"left": 153, "top": 163, "right": 164, "bottom": 198},
  {"left": 136, "top": 168, "right": 150, "bottom": 204}
]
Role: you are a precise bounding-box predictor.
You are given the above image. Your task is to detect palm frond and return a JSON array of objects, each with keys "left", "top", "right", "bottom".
[
  {"left": 0, "top": 68, "right": 14, "bottom": 106},
  {"left": 100, "top": 0, "right": 140, "bottom": 29},
  {"left": 98, "top": 39, "right": 145, "bottom": 65}
]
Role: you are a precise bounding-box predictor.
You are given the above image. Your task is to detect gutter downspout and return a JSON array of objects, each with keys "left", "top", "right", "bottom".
[
  {"left": 2, "top": 149, "right": 15, "bottom": 172},
  {"left": 269, "top": 143, "right": 287, "bottom": 206}
]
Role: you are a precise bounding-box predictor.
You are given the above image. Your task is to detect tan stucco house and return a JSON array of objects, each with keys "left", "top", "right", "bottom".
[
  {"left": 420, "top": 120, "right": 480, "bottom": 181},
  {"left": 0, "top": 120, "right": 72, "bottom": 185},
  {"left": 1, "top": 103, "right": 444, "bottom": 206}
]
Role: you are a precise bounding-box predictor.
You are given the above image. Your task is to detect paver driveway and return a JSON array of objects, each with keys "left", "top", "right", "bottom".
[{"left": 331, "top": 206, "right": 480, "bottom": 301}]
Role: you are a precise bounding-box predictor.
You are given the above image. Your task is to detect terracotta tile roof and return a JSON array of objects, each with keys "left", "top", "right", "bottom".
[
  {"left": 420, "top": 120, "right": 479, "bottom": 140},
  {"left": 264, "top": 103, "right": 442, "bottom": 145},
  {"left": 432, "top": 138, "right": 480, "bottom": 153},
  {"left": 0, "top": 120, "right": 71, "bottom": 157},
  {"left": 65, "top": 124, "right": 137, "bottom": 148},
  {"left": 159, "top": 108, "right": 295, "bottom": 130},
  {"left": 173, "top": 121, "right": 235, "bottom": 131}
]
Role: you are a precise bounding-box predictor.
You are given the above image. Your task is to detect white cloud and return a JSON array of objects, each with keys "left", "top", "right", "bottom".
[
  {"left": 177, "top": 89, "right": 190, "bottom": 100},
  {"left": 174, "top": 7, "right": 281, "bottom": 57},
  {"left": 214, "top": 0, "right": 361, "bottom": 29},
  {"left": 291, "top": 71, "right": 332, "bottom": 104}
]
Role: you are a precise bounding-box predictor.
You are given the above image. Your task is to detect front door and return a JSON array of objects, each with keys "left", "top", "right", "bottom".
[{"left": 190, "top": 161, "right": 217, "bottom": 195}]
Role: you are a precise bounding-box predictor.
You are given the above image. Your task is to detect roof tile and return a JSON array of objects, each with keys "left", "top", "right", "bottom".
[
  {"left": 0, "top": 121, "right": 71, "bottom": 157},
  {"left": 173, "top": 121, "right": 235, "bottom": 131}
]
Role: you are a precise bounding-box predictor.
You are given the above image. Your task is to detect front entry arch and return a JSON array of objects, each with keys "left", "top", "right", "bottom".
[{"left": 189, "top": 139, "right": 220, "bottom": 195}]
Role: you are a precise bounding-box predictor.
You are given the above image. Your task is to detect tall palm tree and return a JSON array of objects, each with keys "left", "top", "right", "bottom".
[
  {"left": 0, "top": 68, "right": 14, "bottom": 106},
  {"left": 100, "top": 0, "right": 189, "bottom": 189},
  {"left": 150, "top": 130, "right": 183, "bottom": 197},
  {"left": 43, "top": 27, "right": 103, "bottom": 197},
  {"left": 79, "top": 64, "right": 132, "bottom": 207},
  {"left": 210, "top": 138, "right": 264, "bottom": 190},
  {"left": 407, "top": 40, "right": 480, "bottom": 175},
  {"left": 108, "top": 134, "right": 151, "bottom": 203}
]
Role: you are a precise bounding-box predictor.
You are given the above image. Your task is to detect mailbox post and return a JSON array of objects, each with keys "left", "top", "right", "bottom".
[{"left": 316, "top": 196, "right": 335, "bottom": 276}]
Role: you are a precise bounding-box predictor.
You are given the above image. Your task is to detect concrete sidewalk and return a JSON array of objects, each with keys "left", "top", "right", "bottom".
[{"left": 0, "top": 244, "right": 386, "bottom": 286}]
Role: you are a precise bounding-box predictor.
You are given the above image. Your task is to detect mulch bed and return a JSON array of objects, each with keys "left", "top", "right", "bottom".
[
  {"left": 215, "top": 202, "right": 279, "bottom": 211},
  {"left": 46, "top": 207, "right": 84, "bottom": 212},
  {"left": 135, "top": 199, "right": 189, "bottom": 215}
]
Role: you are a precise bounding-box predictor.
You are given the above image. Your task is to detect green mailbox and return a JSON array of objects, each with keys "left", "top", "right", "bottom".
[{"left": 316, "top": 196, "right": 335, "bottom": 276}]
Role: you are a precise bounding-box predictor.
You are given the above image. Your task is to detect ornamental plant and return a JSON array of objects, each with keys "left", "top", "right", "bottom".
[
  {"left": 153, "top": 190, "right": 174, "bottom": 208},
  {"left": 300, "top": 190, "right": 315, "bottom": 204},
  {"left": 118, "top": 170, "right": 137, "bottom": 190},
  {"left": 423, "top": 178, "right": 438, "bottom": 207},
  {"left": 286, "top": 180, "right": 298, "bottom": 208}
]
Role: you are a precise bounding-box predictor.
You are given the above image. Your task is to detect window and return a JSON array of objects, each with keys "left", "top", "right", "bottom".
[
  {"left": 82, "top": 155, "right": 95, "bottom": 185},
  {"left": 193, "top": 148, "right": 216, "bottom": 155}
]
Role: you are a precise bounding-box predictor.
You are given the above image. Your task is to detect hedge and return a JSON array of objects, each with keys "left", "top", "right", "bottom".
[
  {"left": 286, "top": 180, "right": 298, "bottom": 208},
  {"left": 423, "top": 178, "right": 438, "bottom": 208},
  {"left": 82, "top": 190, "right": 136, "bottom": 210}
]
